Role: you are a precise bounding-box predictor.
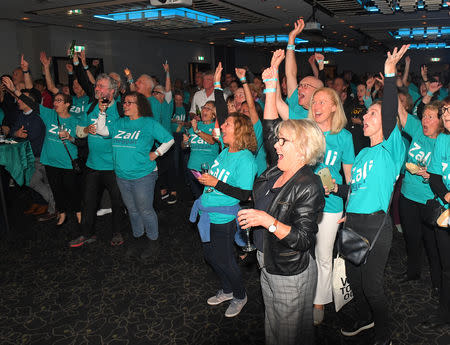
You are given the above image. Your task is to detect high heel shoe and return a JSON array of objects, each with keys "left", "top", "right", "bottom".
[{"left": 56, "top": 213, "right": 67, "bottom": 227}]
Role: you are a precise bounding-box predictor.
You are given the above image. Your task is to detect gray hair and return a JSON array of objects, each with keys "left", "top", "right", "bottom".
[{"left": 96, "top": 73, "right": 119, "bottom": 98}]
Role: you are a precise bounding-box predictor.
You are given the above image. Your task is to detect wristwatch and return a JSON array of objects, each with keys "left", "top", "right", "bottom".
[{"left": 268, "top": 219, "right": 278, "bottom": 233}]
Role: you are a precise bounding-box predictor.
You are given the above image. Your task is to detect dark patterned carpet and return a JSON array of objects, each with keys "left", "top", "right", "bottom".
[{"left": 0, "top": 185, "right": 449, "bottom": 345}]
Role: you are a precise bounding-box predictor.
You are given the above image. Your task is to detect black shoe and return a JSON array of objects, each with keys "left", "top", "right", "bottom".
[
  {"left": 341, "top": 319, "right": 375, "bottom": 336},
  {"left": 166, "top": 194, "right": 177, "bottom": 205},
  {"left": 140, "top": 240, "right": 160, "bottom": 261},
  {"left": 238, "top": 252, "right": 256, "bottom": 267},
  {"left": 126, "top": 236, "right": 146, "bottom": 258}
]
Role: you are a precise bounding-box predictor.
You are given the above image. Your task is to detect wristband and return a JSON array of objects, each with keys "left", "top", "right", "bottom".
[
  {"left": 83, "top": 65, "right": 89, "bottom": 70},
  {"left": 214, "top": 82, "right": 221, "bottom": 86},
  {"left": 239, "top": 77, "right": 246, "bottom": 82},
  {"left": 426, "top": 91, "right": 434, "bottom": 97},
  {"left": 22, "top": 70, "right": 30, "bottom": 74},
  {"left": 316, "top": 59, "right": 324, "bottom": 63},
  {"left": 166, "top": 72, "right": 170, "bottom": 78},
  {"left": 263, "top": 78, "right": 278, "bottom": 82},
  {"left": 263, "top": 88, "right": 276, "bottom": 94},
  {"left": 214, "top": 87, "right": 223, "bottom": 91},
  {"left": 287, "top": 44, "right": 295, "bottom": 51},
  {"left": 154, "top": 150, "right": 160, "bottom": 157},
  {"left": 73, "top": 61, "right": 79, "bottom": 66},
  {"left": 68, "top": 72, "right": 73, "bottom": 75},
  {"left": 128, "top": 78, "right": 134, "bottom": 84},
  {"left": 384, "top": 73, "right": 395, "bottom": 78}
]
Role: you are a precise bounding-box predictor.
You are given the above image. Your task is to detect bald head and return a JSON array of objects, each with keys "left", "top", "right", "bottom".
[
  {"left": 135, "top": 74, "right": 154, "bottom": 97},
  {"left": 298, "top": 76, "right": 323, "bottom": 109}
]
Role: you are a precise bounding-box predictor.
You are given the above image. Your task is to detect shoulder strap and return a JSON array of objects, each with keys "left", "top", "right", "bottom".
[{"left": 56, "top": 115, "right": 75, "bottom": 161}]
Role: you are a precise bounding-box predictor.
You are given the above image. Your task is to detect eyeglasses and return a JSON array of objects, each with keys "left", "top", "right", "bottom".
[
  {"left": 123, "top": 101, "right": 137, "bottom": 106},
  {"left": 152, "top": 90, "right": 163, "bottom": 95},
  {"left": 201, "top": 106, "right": 213, "bottom": 111},
  {"left": 54, "top": 99, "right": 65, "bottom": 103},
  {"left": 276, "top": 136, "right": 292, "bottom": 146},
  {"left": 298, "top": 83, "right": 318, "bottom": 90},
  {"left": 442, "top": 106, "right": 450, "bottom": 114}
]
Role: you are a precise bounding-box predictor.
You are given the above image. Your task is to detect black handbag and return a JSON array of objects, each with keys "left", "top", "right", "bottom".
[
  {"left": 338, "top": 217, "right": 386, "bottom": 266},
  {"left": 423, "top": 197, "right": 447, "bottom": 227},
  {"left": 57, "top": 116, "right": 83, "bottom": 175},
  {"left": 338, "top": 188, "right": 391, "bottom": 266}
]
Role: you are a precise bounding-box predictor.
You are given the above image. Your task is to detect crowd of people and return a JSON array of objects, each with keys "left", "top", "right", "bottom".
[{"left": 0, "top": 18, "right": 449, "bottom": 345}]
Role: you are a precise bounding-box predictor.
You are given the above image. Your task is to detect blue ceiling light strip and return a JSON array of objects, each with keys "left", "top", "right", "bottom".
[
  {"left": 234, "top": 35, "right": 308, "bottom": 44},
  {"left": 94, "top": 8, "right": 231, "bottom": 25},
  {"left": 408, "top": 42, "right": 449, "bottom": 49},
  {"left": 390, "top": 26, "right": 450, "bottom": 39},
  {"left": 295, "top": 47, "right": 343, "bottom": 53}
]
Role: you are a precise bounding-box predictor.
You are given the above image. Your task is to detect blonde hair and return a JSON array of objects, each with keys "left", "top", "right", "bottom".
[
  {"left": 308, "top": 87, "right": 347, "bottom": 134},
  {"left": 228, "top": 113, "right": 258, "bottom": 153},
  {"left": 276, "top": 119, "right": 326, "bottom": 166}
]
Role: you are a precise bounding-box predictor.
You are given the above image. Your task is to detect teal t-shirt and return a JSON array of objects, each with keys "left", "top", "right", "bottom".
[
  {"left": 347, "top": 126, "right": 406, "bottom": 214},
  {"left": 82, "top": 103, "right": 120, "bottom": 171},
  {"left": 408, "top": 84, "right": 421, "bottom": 104},
  {"left": 287, "top": 89, "right": 308, "bottom": 119},
  {"left": 253, "top": 120, "right": 267, "bottom": 176},
  {"left": 109, "top": 116, "right": 173, "bottom": 180},
  {"left": 38, "top": 105, "right": 79, "bottom": 169},
  {"left": 200, "top": 148, "right": 257, "bottom": 224},
  {"left": 170, "top": 106, "right": 187, "bottom": 133},
  {"left": 401, "top": 115, "right": 436, "bottom": 204},
  {"left": 428, "top": 133, "right": 449, "bottom": 208},
  {"left": 314, "top": 129, "right": 355, "bottom": 213},
  {"left": 148, "top": 96, "right": 173, "bottom": 133},
  {"left": 70, "top": 95, "right": 90, "bottom": 119},
  {"left": 187, "top": 122, "right": 219, "bottom": 171}
]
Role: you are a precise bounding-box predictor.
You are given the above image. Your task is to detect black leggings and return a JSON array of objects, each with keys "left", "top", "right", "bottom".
[
  {"left": 399, "top": 194, "right": 441, "bottom": 289},
  {"left": 203, "top": 220, "right": 245, "bottom": 299},
  {"left": 157, "top": 146, "right": 177, "bottom": 192},
  {"left": 435, "top": 226, "right": 450, "bottom": 321},
  {"left": 345, "top": 212, "right": 392, "bottom": 341},
  {"left": 45, "top": 165, "right": 81, "bottom": 213},
  {"left": 81, "top": 167, "right": 124, "bottom": 236}
]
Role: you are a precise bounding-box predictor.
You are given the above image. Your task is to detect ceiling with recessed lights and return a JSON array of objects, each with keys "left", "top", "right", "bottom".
[{"left": 3, "top": 0, "right": 450, "bottom": 52}]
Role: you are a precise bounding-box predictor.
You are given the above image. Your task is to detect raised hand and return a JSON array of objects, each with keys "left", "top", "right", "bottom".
[
  {"left": 2, "top": 76, "right": 15, "bottom": 92},
  {"left": 214, "top": 62, "right": 223, "bottom": 84},
  {"left": 270, "top": 49, "right": 285, "bottom": 69},
  {"left": 308, "top": 55, "right": 315, "bottom": 65},
  {"left": 315, "top": 53, "right": 324, "bottom": 63},
  {"left": 375, "top": 72, "right": 385, "bottom": 86},
  {"left": 366, "top": 76, "right": 375, "bottom": 90},
  {"left": 405, "top": 56, "right": 411, "bottom": 65},
  {"left": 262, "top": 66, "right": 278, "bottom": 88},
  {"left": 385, "top": 44, "right": 410, "bottom": 75},
  {"left": 65, "top": 64, "right": 73, "bottom": 73},
  {"left": 428, "top": 81, "right": 442, "bottom": 94},
  {"left": 288, "top": 18, "right": 305, "bottom": 40},
  {"left": 80, "top": 49, "right": 87, "bottom": 65},
  {"left": 235, "top": 67, "right": 246, "bottom": 80},
  {"left": 40, "top": 52, "right": 51, "bottom": 67},
  {"left": 20, "top": 55, "right": 29, "bottom": 72},
  {"left": 163, "top": 63, "right": 169, "bottom": 73}
]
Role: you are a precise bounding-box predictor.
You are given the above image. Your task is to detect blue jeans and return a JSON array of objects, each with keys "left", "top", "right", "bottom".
[{"left": 116, "top": 171, "right": 158, "bottom": 240}]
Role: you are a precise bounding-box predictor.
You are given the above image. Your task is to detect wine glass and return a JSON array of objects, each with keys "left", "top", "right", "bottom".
[
  {"left": 201, "top": 162, "right": 213, "bottom": 193},
  {"left": 416, "top": 158, "right": 429, "bottom": 184},
  {"left": 240, "top": 202, "right": 256, "bottom": 252}
]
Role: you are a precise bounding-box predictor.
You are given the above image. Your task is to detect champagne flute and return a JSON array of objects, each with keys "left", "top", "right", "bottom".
[
  {"left": 201, "top": 162, "right": 213, "bottom": 193},
  {"left": 417, "top": 158, "right": 429, "bottom": 184},
  {"left": 240, "top": 201, "right": 256, "bottom": 252}
]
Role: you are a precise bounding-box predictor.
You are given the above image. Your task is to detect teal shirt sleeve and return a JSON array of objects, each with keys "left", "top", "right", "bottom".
[
  {"left": 363, "top": 95, "right": 372, "bottom": 109},
  {"left": 341, "top": 130, "right": 355, "bottom": 165},
  {"left": 286, "top": 89, "right": 308, "bottom": 119},
  {"left": 403, "top": 114, "right": 421, "bottom": 138},
  {"left": 153, "top": 118, "right": 174, "bottom": 144}
]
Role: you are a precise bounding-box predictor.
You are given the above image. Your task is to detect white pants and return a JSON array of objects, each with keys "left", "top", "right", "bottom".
[{"left": 313, "top": 211, "right": 342, "bottom": 305}]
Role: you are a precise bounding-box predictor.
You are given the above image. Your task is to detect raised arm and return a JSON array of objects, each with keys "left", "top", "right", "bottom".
[
  {"left": 40, "top": 52, "right": 59, "bottom": 95},
  {"left": 21, "top": 55, "right": 33, "bottom": 90},
  {"left": 74, "top": 53, "right": 95, "bottom": 99},
  {"left": 80, "top": 50, "right": 96, "bottom": 85},
  {"left": 163, "top": 63, "right": 172, "bottom": 103},
  {"left": 124, "top": 68, "right": 136, "bottom": 92},
  {"left": 314, "top": 53, "right": 326, "bottom": 84},
  {"left": 382, "top": 44, "right": 410, "bottom": 140},
  {"left": 308, "top": 55, "right": 319, "bottom": 79},
  {"left": 402, "top": 56, "right": 411, "bottom": 87},
  {"left": 286, "top": 19, "right": 304, "bottom": 97},
  {"left": 213, "top": 62, "right": 228, "bottom": 126},
  {"left": 2, "top": 76, "right": 39, "bottom": 112},
  {"left": 235, "top": 67, "right": 258, "bottom": 125}
]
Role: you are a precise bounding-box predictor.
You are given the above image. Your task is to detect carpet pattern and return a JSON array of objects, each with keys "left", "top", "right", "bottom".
[{"left": 0, "top": 186, "right": 448, "bottom": 345}]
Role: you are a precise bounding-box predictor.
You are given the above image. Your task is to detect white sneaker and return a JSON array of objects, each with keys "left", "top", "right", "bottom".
[
  {"left": 207, "top": 290, "right": 233, "bottom": 306},
  {"left": 96, "top": 208, "right": 112, "bottom": 216},
  {"left": 225, "top": 295, "right": 247, "bottom": 317}
]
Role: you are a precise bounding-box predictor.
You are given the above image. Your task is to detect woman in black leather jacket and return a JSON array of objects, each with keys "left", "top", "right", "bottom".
[{"left": 237, "top": 51, "right": 325, "bottom": 345}]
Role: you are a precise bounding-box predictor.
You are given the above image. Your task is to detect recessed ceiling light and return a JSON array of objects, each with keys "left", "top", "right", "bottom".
[
  {"left": 422, "top": 21, "right": 427, "bottom": 25},
  {"left": 343, "top": 35, "right": 348, "bottom": 38},
  {"left": 284, "top": 23, "right": 290, "bottom": 27},
  {"left": 240, "top": 32, "right": 245, "bottom": 35},
  {"left": 332, "top": 31, "right": 337, "bottom": 34},
  {"left": 77, "top": 24, "right": 83, "bottom": 27},
  {"left": 349, "top": 25, "right": 355, "bottom": 29},
  {"left": 188, "top": 39, "right": 193, "bottom": 42},
  {"left": 163, "top": 31, "right": 169, "bottom": 34},
  {"left": 275, "top": 6, "right": 281, "bottom": 9},
  {"left": 219, "top": 27, "right": 227, "bottom": 31},
  {"left": 339, "top": 19, "right": 345, "bottom": 23},
  {"left": 209, "top": 41, "right": 214, "bottom": 44},
  {"left": 422, "top": 15, "right": 427, "bottom": 18},
  {"left": 350, "top": 38, "right": 354, "bottom": 40},
  {"left": 21, "top": 17, "right": 30, "bottom": 20},
  {"left": 338, "top": 41, "right": 342, "bottom": 44}
]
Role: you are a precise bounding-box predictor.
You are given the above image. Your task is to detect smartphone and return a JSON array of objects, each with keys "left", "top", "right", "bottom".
[
  {"left": 317, "top": 167, "right": 335, "bottom": 191},
  {"left": 191, "top": 170, "right": 201, "bottom": 179}
]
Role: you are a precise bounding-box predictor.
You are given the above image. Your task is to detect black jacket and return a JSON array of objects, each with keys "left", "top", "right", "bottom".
[{"left": 254, "top": 119, "right": 325, "bottom": 276}]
